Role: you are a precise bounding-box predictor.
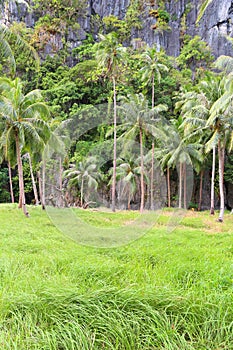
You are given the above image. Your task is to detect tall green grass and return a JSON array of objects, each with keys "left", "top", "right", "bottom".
[{"left": 0, "top": 204, "right": 233, "bottom": 349}]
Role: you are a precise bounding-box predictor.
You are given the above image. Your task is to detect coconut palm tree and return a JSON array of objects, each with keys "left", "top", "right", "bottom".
[
  {"left": 64, "top": 156, "right": 100, "bottom": 208},
  {"left": 140, "top": 46, "right": 168, "bottom": 209},
  {"left": 0, "top": 22, "right": 39, "bottom": 75},
  {"left": 119, "top": 93, "right": 167, "bottom": 213},
  {"left": 0, "top": 77, "right": 50, "bottom": 216},
  {"left": 116, "top": 156, "right": 141, "bottom": 210},
  {"left": 159, "top": 117, "right": 201, "bottom": 209},
  {"left": 176, "top": 72, "right": 225, "bottom": 214},
  {"left": 94, "top": 32, "right": 127, "bottom": 212},
  {"left": 205, "top": 76, "right": 233, "bottom": 221}
]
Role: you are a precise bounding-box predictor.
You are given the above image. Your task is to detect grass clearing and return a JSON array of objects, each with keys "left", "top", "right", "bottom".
[{"left": 0, "top": 204, "right": 233, "bottom": 349}]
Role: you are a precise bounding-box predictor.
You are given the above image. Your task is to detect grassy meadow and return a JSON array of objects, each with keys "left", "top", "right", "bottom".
[{"left": 0, "top": 204, "right": 233, "bottom": 349}]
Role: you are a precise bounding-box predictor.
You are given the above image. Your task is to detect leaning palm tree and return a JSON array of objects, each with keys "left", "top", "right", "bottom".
[
  {"left": 94, "top": 32, "right": 127, "bottom": 212},
  {"left": 0, "top": 77, "right": 50, "bottom": 216}
]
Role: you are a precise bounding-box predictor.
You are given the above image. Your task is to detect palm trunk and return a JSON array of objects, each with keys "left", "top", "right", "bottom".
[
  {"left": 198, "top": 170, "right": 204, "bottom": 211},
  {"left": 152, "top": 74, "right": 155, "bottom": 109},
  {"left": 38, "top": 161, "right": 46, "bottom": 210},
  {"left": 81, "top": 178, "right": 84, "bottom": 207},
  {"left": 28, "top": 153, "right": 39, "bottom": 205},
  {"left": 112, "top": 76, "right": 117, "bottom": 212},
  {"left": 128, "top": 190, "right": 131, "bottom": 210},
  {"left": 179, "top": 163, "right": 182, "bottom": 209},
  {"left": 38, "top": 170, "right": 42, "bottom": 206},
  {"left": 8, "top": 160, "right": 14, "bottom": 203},
  {"left": 210, "top": 146, "right": 216, "bottom": 215},
  {"left": 59, "top": 157, "right": 63, "bottom": 207},
  {"left": 150, "top": 142, "right": 155, "bottom": 210},
  {"left": 150, "top": 75, "right": 155, "bottom": 210},
  {"left": 167, "top": 166, "right": 171, "bottom": 207},
  {"left": 218, "top": 141, "right": 225, "bottom": 222},
  {"left": 139, "top": 126, "right": 144, "bottom": 213},
  {"left": 15, "top": 133, "right": 28, "bottom": 217},
  {"left": 183, "top": 163, "right": 187, "bottom": 209}
]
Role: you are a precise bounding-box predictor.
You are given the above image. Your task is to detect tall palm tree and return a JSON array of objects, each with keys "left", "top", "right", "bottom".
[
  {"left": 94, "top": 32, "right": 126, "bottom": 212},
  {"left": 140, "top": 47, "right": 168, "bottom": 109},
  {"left": 140, "top": 46, "right": 168, "bottom": 209},
  {"left": 176, "top": 73, "right": 224, "bottom": 214},
  {"left": 119, "top": 93, "right": 167, "bottom": 213},
  {"left": 0, "top": 77, "right": 50, "bottom": 216},
  {"left": 206, "top": 76, "right": 233, "bottom": 221},
  {"left": 160, "top": 118, "right": 201, "bottom": 209}
]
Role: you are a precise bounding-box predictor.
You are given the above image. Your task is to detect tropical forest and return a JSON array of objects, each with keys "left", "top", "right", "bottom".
[{"left": 0, "top": 0, "right": 233, "bottom": 349}]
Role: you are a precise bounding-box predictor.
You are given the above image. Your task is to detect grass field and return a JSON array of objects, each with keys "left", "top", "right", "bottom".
[{"left": 0, "top": 204, "right": 233, "bottom": 349}]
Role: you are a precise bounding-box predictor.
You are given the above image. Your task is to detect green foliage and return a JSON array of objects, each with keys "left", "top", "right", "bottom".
[
  {"left": 177, "top": 35, "right": 214, "bottom": 72},
  {"left": 72, "top": 34, "right": 95, "bottom": 61},
  {"left": 32, "top": 0, "right": 87, "bottom": 23},
  {"left": 225, "top": 153, "right": 233, "bottom": 184},
  {"left": 0, "top": 167, "right": 11, "bottom": 202}
]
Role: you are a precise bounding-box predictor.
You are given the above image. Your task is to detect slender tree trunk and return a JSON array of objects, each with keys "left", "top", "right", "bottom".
[
  {"left": 39, "top": 161, "right": 46, "bottom": 210},
  {"left": 167, "top": 166, "right": 171, "bottom": 208},
  {"left": 150, "top": 142, "right": 155, "bottom": 210},
  {"left": 112, "top": 76, "right": 117, "bottom": 212},
  {"left": 152, "top": 74, "right": 155, "bottom": 109},
  {"left": 28, "top": 153, "right": 39, "bottom": 205},
  {"left": 183, "top": 163, "right": 187, "bottom": 209},
  {"left": 198, "top": 170, "right": 204, "bottom": 211},
  {"left": 128, "top": 190, "right": 131, "bottom": 210},
  {"left": 179, "top": 163, "right": 182, "bottom": 209},
  {"left": 218, "top": 141, "right": 225, "bottom": 222},
  {"left": 81, "top": 178, "right": 84, "bottom": 207},
  {"left": 15, "top": 133, "right": 29, "bottom": 217},
  {"left": 150, "top": 75, "right": 155, "bottom": 210},
  {"left": 8, "top": 160, "right": 14, "bottom": 203},
  {"left": 59, "top": 157, "right": 63, "bottom": 207},
  {"left": 37, "top": 170, "right": 43, "bottom": 207},
  {"left": 210, "top": 146, "right": 216, "bottom": 215},
  {"left": 139, "top": 126, "right": 144, "bottom": 213}
]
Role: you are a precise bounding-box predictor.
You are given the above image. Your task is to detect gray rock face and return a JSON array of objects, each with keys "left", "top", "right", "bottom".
[{"left": 1, "top": 0, "right": 233, "bottom": 58}]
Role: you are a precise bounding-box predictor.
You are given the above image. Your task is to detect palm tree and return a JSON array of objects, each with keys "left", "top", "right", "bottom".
[
  {"left": 116, "top": 156, "right": 141, "bottom": 210},
  {"left": 64, "top": 156, "right": 100, "bottom": 208},
  {"left": 0, "top": 77, "right": 50, "bottom": 216},
  {"left": 0, "top": 23, "right": 39, "bottom": 75},
  {"left": 176, "top": 73, "right": 224, "bottom": 214},
  {"left": 140, "top": 46, "right": 168, "bottom": 109},
  {"left": 140, "top": 46, "right": 168, "bottom": 209},
  {"left": 94, "top": 32, "right": 126, "bottom": 212},
  {"left": 119, "top": 93, "right": 167, "bottom": 213},
  {"left": 206, "top": 76, "right": 233, "bottom": 221},
  {"left": 159, "top": 118, "right": 201, "bottom": 209}
]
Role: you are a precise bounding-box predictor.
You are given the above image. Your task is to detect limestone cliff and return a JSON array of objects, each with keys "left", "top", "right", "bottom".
[{"left": 1, "top": 0, "right": 233, "bottom": 58}]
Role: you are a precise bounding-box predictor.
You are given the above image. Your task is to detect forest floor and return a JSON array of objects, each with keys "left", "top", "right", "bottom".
[{"left": 0, "top": 204, "right": 233, "bottom": 349}]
